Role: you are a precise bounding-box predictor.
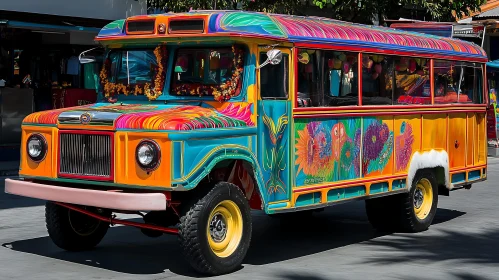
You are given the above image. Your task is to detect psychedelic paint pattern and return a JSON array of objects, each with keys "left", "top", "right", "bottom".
[
  {"left": 23, "top": 102, "right": 254, "bottom": 130},
  {"left": 97, "top": 11, "right": 486, "bottom": 59},
  {"left": 23, "top": 104, "right": 94, "bottom": 125},
  {"left": 395, "top": 122, "right": 414, "bottom": 172},
  {"left": 295, "top": 118, "right": 401, "bottom": 186},
  {"left": 262, "top": 106, "right": 288, "bottom": 196},
  {"left": 295, "top": 118, "right": 361, "bottom": 186},
  {"left": 115, "top": 103, "right": 253, "bottom": 130},
  {"left": 258, "top": 100, "right": 290, "bottom": 203}
]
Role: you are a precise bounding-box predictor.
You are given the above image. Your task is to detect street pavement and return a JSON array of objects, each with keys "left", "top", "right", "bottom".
[{"left": 1, "top": 159, "right": 499, "bottom": 280}]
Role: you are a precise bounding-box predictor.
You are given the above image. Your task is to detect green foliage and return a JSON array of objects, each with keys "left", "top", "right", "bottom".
[{"left": 147, "top": 0, "right": 486, "bottom": 23}]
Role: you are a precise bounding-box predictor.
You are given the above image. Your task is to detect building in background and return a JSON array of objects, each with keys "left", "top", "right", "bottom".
[{"left": 0, "top": 0, "right": 147, "bottom": 171}]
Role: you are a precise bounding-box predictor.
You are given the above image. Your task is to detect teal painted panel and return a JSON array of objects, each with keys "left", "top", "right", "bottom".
[
  {"left": 327, "top": 188, "right": 345, "bottom": 202},
  {"left": 295, "top": 192, "right": 321, "bottom": 207},
  {"left": 392, "top": 179, "right": 407, "bottom": 190},
  {"left": 452, "top": 172, "right": 466, "bottom": 183},
  {"left": 268, "top": 202, "right": 288, "bottom": 210},
  {"left": 257, "top": 100, "right": 290, "bottom": 203},
  {"left": 370, "top": 182, "right": 389, "bottom": 194},
  {"left": 172, "top": 141, "right": 183, "bottom": 179},
  {"left": 344, "top": 186, "right": 366, "bottom": 198},
  {"left": 468, "top": 170, "right": 480, "bottom": 181}
]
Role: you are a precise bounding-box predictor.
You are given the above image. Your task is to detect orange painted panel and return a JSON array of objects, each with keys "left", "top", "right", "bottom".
[
  {"left": 476, "top": 113, "right": 487, "bottom": 164},
  {"left": 394, "top": 115, "right": 421, "bottom": 174},
  {"left": 466, "top": 113, "right": 475, "bottom": 166},
  {"left": 422, "top": 114, "right": 447, "bottom": 151},
  {"left": 20, "top": 126, "right": 58, "bottom": 178},
  {"left": 365, "top": 116, "right": 394, "bottom": 177},
  {"left": 448, "top": 113, "right": 467, "bottom": 168},
  {"left": 115, "top": 131, "right": 171, "bottom": 188}
]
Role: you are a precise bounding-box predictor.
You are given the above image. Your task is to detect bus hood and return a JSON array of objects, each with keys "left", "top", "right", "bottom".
[{"left": 23, "top": 103, "right": 254, "bottom": 130}]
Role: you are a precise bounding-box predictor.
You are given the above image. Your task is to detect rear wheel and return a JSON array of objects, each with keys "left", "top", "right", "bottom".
[
  {"left": 178, "top": 182, "right": 252, "bottom": 275},
  {"left": 45, "top": 202, "right": 110, "bottom": 251},
  {"left": 365, "top": 169, "right": 438, "bottom": 233}
]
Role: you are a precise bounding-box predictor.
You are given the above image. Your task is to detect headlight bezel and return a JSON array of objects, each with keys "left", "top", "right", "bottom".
[
  {"left": 135, "top": 139, "right": 161, "bottom": 172},
  {"left": 26, "top": 133, "right": 47, "bottom": 162}
]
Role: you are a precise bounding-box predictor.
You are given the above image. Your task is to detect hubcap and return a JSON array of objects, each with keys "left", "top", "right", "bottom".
[
  {"left": 413, "top": 178, "right": 434, "bottom": 220},
  {"left": 414, "top": 188, "right": 424, "bottom": 209},
  {"left": 206, "top": 200, "right": 243, "bottom": 258},
  {"left": 209, "top": 212, "right": 227, "bottom": 242}
]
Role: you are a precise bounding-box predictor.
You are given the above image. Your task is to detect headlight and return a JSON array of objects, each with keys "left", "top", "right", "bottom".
[
  {"left": 135, "top": 140, "right": 161, "bottom": 171},
  {"left": 27, "top": 134, "right": 47, "bottom": 162}
]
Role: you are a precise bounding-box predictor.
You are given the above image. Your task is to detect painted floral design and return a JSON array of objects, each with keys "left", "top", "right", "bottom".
[
  {"left": 395, "top": 122, "right": 414, "bottom": 172},
  {"left": 362, "top": 120, "right": 393, "bottom": 175},
  {"left": 295, "top": 118, "right": 394, "bottom": 184},
  {"left": 363, "top": 121, "right": 390, "bottom": 161},
  {"left": 332, "top": 122, "right": 346, "bottom": 160}
]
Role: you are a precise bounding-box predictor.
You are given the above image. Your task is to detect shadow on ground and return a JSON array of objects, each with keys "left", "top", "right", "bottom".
[
  {"left": 1, "top": 204, "right": 466, "bottom": 277},
  {"left": 0, "top": 178, "right": 45, "bottom": 210}
]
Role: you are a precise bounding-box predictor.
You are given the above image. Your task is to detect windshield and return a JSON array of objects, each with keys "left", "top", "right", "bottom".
[
  {"left": 99, "top": 45, "right": 244, "bottom": 102},
  {"left": 100, "top": 45, "right": 167, "bottom": 100},
  {"left": 109, "top": 49, "right": 157, "bottom": 85},
  {"left": 171, "top": 46, "right": 245, "bottom": 101}
]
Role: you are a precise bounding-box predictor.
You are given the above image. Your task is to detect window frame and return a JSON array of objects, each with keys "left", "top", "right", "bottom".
[{"left": 258, "top": 48, "right": 291, "bottom": 100}]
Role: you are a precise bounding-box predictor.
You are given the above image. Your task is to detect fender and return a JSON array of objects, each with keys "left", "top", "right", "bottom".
[
  {"left": 407, "top": 150, "right": 452, "bottom": 190},
  {"left": 172, "top": 144, "right": 269, "bottom": 206}
]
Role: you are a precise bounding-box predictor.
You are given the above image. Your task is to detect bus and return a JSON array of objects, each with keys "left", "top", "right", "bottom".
[{"left": 5, "top": 11, "right": 488, "bottom": 275}]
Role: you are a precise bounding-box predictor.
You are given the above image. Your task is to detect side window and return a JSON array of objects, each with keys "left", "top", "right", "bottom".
[
  {"left": 394, "top": 57, "right": 431, "bottom": 105},
  {"left": 260, "top": 52, "right": 289, "bottom": 99},
  {"left": 297, "top": 49, "right": 359, "bottom": 107},
  {"left": 362, "top": 54, "right": 394, "bottom": 105},
  {"left": 434, "top": 60, "right": 483, "bottom": 104}
]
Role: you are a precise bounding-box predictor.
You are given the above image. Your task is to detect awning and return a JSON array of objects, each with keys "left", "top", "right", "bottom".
[
  {"left": 487, "top": 60, "right": 499, "bottom": 70},
  {"left": 0, "top": 20, "right": 100, "bottom": 33}
]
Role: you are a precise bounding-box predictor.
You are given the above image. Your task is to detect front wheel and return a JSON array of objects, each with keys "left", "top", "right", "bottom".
[
  {"left": 45, "top": 202, "right": 110, "bottom": 251},
  {"left": 178, "top": 182, "right": 252, "bottom": 275}
]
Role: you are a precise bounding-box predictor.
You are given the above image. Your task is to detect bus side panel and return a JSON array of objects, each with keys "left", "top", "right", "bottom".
[
  {"left": 394, "top": 115, "right": 421, "bottom": 174},
  {"left": 294, "top": 117, "right": 362, "bottom": 187},
  {"left": 467, "top": 113, "right": 475, "bottom": 167},
  {"left": 363, "top": 116, "right": 394, "bottom": 177},
  {"left": 476, "top": 113, "right": 487, "bottom": 165},
  {"left": 448, "top": 113, "right": 467, "bottom": 169},
  {"left": 422, "top": 114, "right": 447, "bottom": 152}
]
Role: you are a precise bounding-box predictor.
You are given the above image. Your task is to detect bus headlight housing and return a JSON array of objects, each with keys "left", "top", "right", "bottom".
[
  {"left": 136, "top": 140, "right": 161, "bottom": 171},
  {"left": 27, "top": 134, "right": 47, "bottom": 162}
]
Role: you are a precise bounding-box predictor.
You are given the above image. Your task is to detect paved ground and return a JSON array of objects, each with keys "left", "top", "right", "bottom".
[{"left": 1, "top": 160, "right": 499, "bottom": 280}]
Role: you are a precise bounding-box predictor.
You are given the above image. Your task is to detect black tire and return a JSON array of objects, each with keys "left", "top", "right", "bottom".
[
  {"left": 365, "top": 169, "right": 438, "bottom": 233},
  {"left": 398, "top": 169, "right": 439, "bottom": 232},
  {"left": 45, "top": 202, "right": 110, "bottom": 251},
  {"left": 178, "top": 182, "right": 252, "bottom": 276}
]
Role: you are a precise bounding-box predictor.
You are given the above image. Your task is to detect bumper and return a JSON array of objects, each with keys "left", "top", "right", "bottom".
[{"left": 4, "top": 179, "right": 167, "bottom": 211}]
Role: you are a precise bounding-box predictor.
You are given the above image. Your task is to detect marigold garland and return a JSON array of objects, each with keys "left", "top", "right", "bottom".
[
  {"left": 173, "top": 45, "right": 244, "bottom": 102},
  {"left": 99, "top": 45, "right": 168, "bottom": 101}
]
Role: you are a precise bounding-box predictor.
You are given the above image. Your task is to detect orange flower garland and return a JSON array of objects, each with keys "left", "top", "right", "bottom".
[
  {"left": 99, "top": 45, "right": 168, "bottom": 101},
  {"left": 173, "top": 45, "right": 244, "bottom": 102}
]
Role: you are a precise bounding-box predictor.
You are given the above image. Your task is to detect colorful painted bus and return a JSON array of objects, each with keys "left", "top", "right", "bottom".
[{"left": 5, "top": 11, "right": 488, "bottom": 275}]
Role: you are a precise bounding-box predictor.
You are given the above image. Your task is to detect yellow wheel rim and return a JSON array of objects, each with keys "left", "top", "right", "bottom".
[
  {"left": 413, "top": 178, "right": 433, "bottom": 220},
  {"left": 206, "top": 200, "right": 243, "bottom": 258}
]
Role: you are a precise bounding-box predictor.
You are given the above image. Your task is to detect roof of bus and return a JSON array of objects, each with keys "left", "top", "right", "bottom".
[{"left": 96, "top": 10, "right": 487, "bottom": 61}]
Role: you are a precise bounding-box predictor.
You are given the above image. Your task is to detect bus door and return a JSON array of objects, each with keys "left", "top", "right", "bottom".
[{"left": 257, "top": 46, "right": 293, "bottom": 207}]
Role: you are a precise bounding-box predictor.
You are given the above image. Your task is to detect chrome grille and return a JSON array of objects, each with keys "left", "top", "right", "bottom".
[{"left": 59, "top": 132, "right": 112, "bottom": 179}]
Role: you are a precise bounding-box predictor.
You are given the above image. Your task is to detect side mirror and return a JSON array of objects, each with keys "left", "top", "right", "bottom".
[
  {"left": 79, "top": 47, "right": 99, "bottom": 64},
  {"left": 257, "top": 49, "right": 282, "bottom": 69}
]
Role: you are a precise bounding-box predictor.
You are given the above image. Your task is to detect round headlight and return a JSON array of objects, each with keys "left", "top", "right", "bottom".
[
  {"left": 27, "top": 134, "right": 47, "bottom": 162},
  {"left": 135, "top": 140, "right": 160, "bottom": 171}
]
